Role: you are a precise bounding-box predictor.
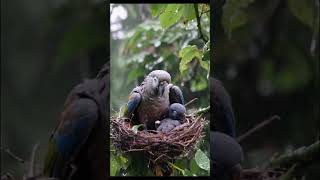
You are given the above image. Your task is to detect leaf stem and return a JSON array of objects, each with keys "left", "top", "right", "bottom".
[{"left": 167, "top": 161, "right": 185, "bottom": 174}]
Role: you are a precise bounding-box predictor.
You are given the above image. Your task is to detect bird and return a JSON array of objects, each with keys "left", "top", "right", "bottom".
[
  {"left": 156, "top": 103, "right": 186, "bottom": 133},
  {"left": 210, "top": 77, "right": 243, "bottom": 179},
  {"left": 211, "top": 131, "right": 243, "bottom": 180},
  {"left": 123, "top": 70, "right": 184, "bottom": 130},
  {"left": 211, "top": 77, "right": 236, "bottom": 137},
  {"left": 43, "top": 63, "right": 109, "bottom": 180}
]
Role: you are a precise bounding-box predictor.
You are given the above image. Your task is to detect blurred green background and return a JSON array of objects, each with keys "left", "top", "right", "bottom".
[
  {"left": 1, "top": 0, "right": 107, "bottom": 178},
  {"left": 214, "top": 0, "right": 319, "bottom": 178}
]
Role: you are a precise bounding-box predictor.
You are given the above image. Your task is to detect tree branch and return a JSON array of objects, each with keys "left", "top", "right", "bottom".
[
  {"left": 194, "top": 4, "right": 208, "bottom": 42},
  {"left": 1, "top": 147, "right": 25, "bottom": 163},
  {"left": 195, "top": 106, "right": 210, "bottom": 116},
  {"left": 237, "top": 115, "right": 280, "bottom": 143},
  {"left": 270, "top": 140, "right": 320, "bottom": 167}
]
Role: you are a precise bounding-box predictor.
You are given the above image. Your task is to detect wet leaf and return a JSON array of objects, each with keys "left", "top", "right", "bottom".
[
  {"left": 110, "top": 153, "right": 119, "bottom": 176},
  {"left": 182, "top": 4, "right": 196, "bottom": 22},
  {"left": 159, "top": 4, "right": 183, "bottom": 28},
  {"left": 194, "top": 149, "right": 210, "bottom": 171},
  {"left": 151, "top": 4, "right": 167, "bottom": 17},
  {"left": 179, "top": 45, "right": 203, "bottom": 73}
]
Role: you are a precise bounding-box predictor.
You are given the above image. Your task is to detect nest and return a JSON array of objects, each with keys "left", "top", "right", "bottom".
[{"left": 110, "top": 114, "right": 206, "bottom": 163}]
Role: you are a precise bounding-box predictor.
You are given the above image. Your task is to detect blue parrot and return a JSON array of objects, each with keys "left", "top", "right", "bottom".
[
  {"left": 124, "top": 70, "right": 184, "bottom": 130},
  {"left": 43, "top": 64, "right": 108, "bottom": 180},
  {"left": 211, "top": 77, "right": 236, "bottom": 137},
  {"left": 156, "top": 103, "right": 186, "bottom": 133}
]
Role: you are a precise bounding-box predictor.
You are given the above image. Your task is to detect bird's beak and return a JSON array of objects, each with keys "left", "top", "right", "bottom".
[
  {"left": 155, "top": 120, "right": 161, "bottom": 128},
  {"left": 172, "top": 111, "right": 177, "bottom": 118},
  {"left": 159, "top": 82, "right": 166, "bottom": 96}
]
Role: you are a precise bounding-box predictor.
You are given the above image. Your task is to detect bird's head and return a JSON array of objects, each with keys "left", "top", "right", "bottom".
[
  {"left": 142, "top": 75, "right": 168, "bottom": 97},
  {"left": 147, "top": 70, "right": 171, "bottom": 84},
  {"left": 169, "top": 103, "right": 186, "bottom": 121}
]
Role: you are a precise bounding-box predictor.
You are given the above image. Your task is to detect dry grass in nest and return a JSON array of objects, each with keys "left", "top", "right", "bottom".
[{"left": 110, "top": 114, "right": 206, "bottom": 163}]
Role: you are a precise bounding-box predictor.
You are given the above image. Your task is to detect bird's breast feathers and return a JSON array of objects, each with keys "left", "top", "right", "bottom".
[{"left": 138, "top": 94, "right": 170, "bottom": 123}]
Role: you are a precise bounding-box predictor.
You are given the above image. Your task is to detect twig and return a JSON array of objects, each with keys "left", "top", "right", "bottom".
[
  {"left": 167, "top": 161, "right": 184, "bottom": 174},
  {"left": 1, "top": 147, "right": 25, "bottom": 163},
  {"left": 194, "top": 106, "right": 210, "bottom": 116},
  {"left": 237, "top": 115, "right": 280, "bottom": 143},
  {"left": 279, "top": 164, "right": 298, "bottom": 180},
  {"left": 270, "top": 140, "right": 320, "bottom": 167},
  {"left": 1, "top": 172, "right": 16, "bottom": 180},
  {"left": 184, "top": 98, "right": 198, "bottom": 107},
  {"left": 27, "top": 143, "right": 39, "bottom": 178},
  {"left": 200, "top": 10, "right": 210, "bottom": 17},
  {"left": 194, "top": 4, "right": 208, "bottom": 42}
]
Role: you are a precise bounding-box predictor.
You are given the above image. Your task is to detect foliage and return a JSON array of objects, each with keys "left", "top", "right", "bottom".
[
  {"left": 217, "top": 0, "right": 319, "bottom": 178},
  {"left": 110, "top": 4, "right": 210, "bottom": 176}
]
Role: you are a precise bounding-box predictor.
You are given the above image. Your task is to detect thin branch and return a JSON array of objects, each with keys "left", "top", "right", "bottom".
[
  {"left": 184, "top": 98, "right": 198, "bottom": 107},
  {"left": 270, "top": 140, "right": 320, "bottom": 167},
  {"left": 200, "top": 10, "right": 210, "bottom": 17},
  {"left": 27, "top": 143, "right": 39, "bottom": 178},
  {"left": 195, "top": 106, "right": 210, "bottom": 116},
  {"left": 167, "top": 161, "right": 184, "bottom": 174},
  {"left": 237, "top": 115, "right": 280, "bottom": 143},
  {"left": 1, "top": 147, "right": 25, "bottom": 163},
  {"left": 194, "top": 4, "right": 208, "bottom": 42},
  {"left": 1, "top": 172, "right": 16, "bottom": 180},
  {"left": 279, "top": 164, "right": 298, "bottom": 180}
]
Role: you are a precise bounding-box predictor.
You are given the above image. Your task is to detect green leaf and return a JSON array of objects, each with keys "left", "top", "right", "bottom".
[
  {"left": 179, "top": 45, "right": 203, "bottom": 73},
  {"left": 190, "top": 159, "right": 201, "bottom": 174},
  {"left": 202, "top": 50, "right": 210, "bottom": 62},
  {"left": 182, "top": 4, "right": 196, "bottom": 22},
  {"left": 191, "top": 76, "right": 208, "bottom": 92},
  {"left": 119, "top": 155, "right": 129, "bottom": 170},
  {"left": 151, "top": 4, "right": 167, "bottom": 17},
  {"left": 199, "top": 60, "right": 209, "bottom": 71},
  {"left": 200, "top": 4, "right": 210, "bottom": 19},
  {"left": 159, "top": 4, "right": 183, "bottom": 29},
  {"left": 194, "top": 149, "right": 210, "bottom": 171},
  {"left": 288, "top": 0, "right": 314, "bottom": 28},
  {"left": 182, "top": 169, "right": 194, "bottom": 176},
  {"left": 132, "top": 124, "right": 143, "bottom": 134},
  {"left": 110, "top": 153, "right": 119, "bottom": 176}
]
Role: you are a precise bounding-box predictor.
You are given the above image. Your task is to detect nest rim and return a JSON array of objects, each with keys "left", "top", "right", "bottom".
[{"left": 110, "top": 113, "right": 206, "bottom": 163}]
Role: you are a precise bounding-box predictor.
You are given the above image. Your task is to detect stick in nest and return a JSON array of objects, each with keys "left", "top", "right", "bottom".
[{"left": 110, "top": 114, "right": 206, "bottom": 163}]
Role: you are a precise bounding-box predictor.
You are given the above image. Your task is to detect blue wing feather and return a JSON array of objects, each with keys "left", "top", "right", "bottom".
[
  {"left": 169, "top": 86, "right": 184, "bottom": 105},
  {"left": 127, "top": 92, "right": 141, "bottom": 115},
  {"left": 44, "top": 98, "right": 98, "bottom": 178}
]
